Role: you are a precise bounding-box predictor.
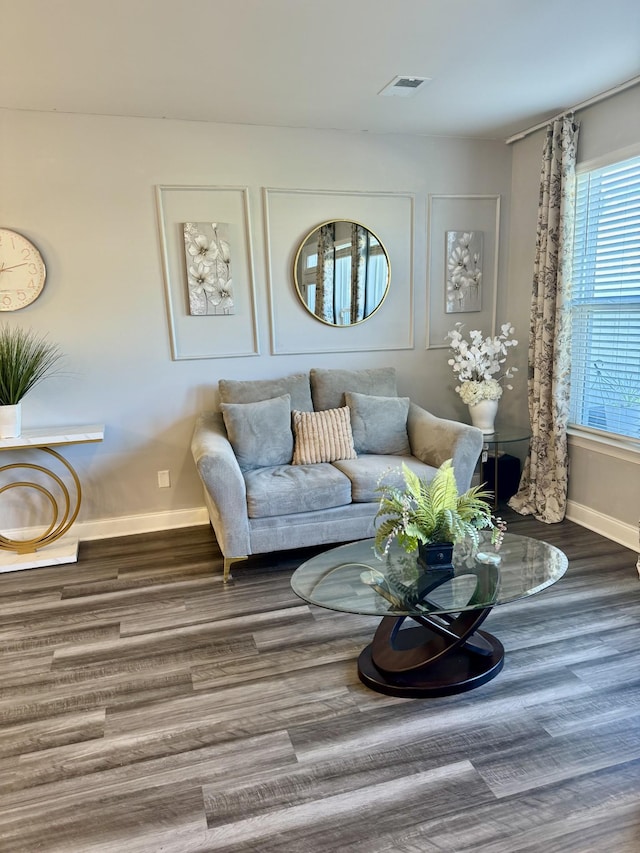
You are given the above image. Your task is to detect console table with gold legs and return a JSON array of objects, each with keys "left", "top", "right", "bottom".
[{"left": 0, "top": 424, "right": 105, "bottom": 572}]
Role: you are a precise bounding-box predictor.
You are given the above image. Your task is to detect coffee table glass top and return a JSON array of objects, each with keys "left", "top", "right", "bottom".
[{"left": 291, "top": 532, "right": 567, "bottom": 618}]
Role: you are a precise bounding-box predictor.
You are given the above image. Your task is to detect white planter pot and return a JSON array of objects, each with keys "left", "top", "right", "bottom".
[
  {"left": 0, "top": 403, "right": 22, "bottom": 438},
  {"left": 468, "top": 398, "right": 498, "bottom": 435}
]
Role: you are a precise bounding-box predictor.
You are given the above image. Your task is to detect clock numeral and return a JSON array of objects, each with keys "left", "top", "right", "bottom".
[{"left": 0, "top": 232, "right": 44, "bottom": 310}]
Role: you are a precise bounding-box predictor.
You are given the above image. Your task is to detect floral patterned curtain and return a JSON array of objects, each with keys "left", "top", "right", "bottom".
[
  {"left": 509, "top": 114, "right": 580, "bottom": 523},
  {"left": 314, "top": 223, "right": 335, "bottom": 323}
]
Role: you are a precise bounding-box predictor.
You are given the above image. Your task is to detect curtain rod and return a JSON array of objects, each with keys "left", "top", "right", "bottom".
[{"left": 505, "top": 74, "right": 640, "bottom": 145}]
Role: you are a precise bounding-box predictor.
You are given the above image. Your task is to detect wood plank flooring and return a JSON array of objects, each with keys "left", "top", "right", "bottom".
[{"left": 1, "top": 511, "right": 640, "bottom": 852}]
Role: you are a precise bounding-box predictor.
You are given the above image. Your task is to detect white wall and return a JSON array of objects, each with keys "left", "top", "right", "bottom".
[
  {"left": 0, "top": 108, "right": 513, "bottom": 536},
  {"left": 506, "top": 84, "right": 640, "bottom": 549}
]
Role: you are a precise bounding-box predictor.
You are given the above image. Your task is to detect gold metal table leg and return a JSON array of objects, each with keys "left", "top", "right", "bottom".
[{"left": 0, "top": 447, "right": 82, "bottom": 554}]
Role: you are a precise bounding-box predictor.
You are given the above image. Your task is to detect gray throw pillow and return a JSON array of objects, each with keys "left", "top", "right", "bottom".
[
  {"left": 219, "top": 373, "right": 313, "bottom": 412},
  {"left": 310, "top": 367, "right": 397, "bottom": 411},
  {"left": 345, "top": 391, "right": 411, "bottom": 455},
  {"left": 220, "top": 394, "right": 293, "bottom": 471}
]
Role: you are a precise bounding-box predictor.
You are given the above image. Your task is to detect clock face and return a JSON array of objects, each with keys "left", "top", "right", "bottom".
[{"left": 0, "top": 228, "right": 47, "bottom": 311}]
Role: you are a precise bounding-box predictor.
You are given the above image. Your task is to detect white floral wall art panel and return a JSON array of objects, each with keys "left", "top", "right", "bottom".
[
  {"left": 183, "top": 222, "right": 234, "bottom": 315},
  {"left": 445, "top": 230, "right": 483, "bottom": 314},
  {"left": 156, "top": 185, "right": 258, "bottom": 360},
  {"left": 427, "top": 195, "right": 499, "bottom": 350}
]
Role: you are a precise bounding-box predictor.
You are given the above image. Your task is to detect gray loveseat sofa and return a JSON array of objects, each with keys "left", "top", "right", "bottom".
[{"left": 191, "top": 367, "right": 483, "bottom": 580}]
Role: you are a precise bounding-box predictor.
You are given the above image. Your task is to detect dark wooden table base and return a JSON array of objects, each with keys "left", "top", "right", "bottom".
[{"left": 358, "top": 618, "right": 505, "bottom": 698}]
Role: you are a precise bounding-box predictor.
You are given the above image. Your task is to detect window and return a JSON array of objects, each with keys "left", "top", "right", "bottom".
[{"left": 569, "top": 153, "right": 640, "bottom": 442}]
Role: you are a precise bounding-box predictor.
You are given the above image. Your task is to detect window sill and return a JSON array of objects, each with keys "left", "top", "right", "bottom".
[{"left": 567, "top": 426, "right": 640, "bottom": 463}]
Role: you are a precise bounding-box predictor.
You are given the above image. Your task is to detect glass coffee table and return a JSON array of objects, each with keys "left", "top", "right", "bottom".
[{"left": 291, "top": 532, "right": 568, "bottom": 697}]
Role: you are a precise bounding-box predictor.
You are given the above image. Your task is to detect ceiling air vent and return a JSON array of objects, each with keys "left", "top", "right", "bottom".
[{"left": 378, "top": 76, "right": 431, "bottom": 98}]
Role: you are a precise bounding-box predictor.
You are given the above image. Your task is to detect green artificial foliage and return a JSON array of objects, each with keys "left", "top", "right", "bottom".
[
  {"left": 374, "top": 459, "right": 494, "bottom": 556},
  {"left": 0, "top": 326, "right": 63, "bottom": 406}
]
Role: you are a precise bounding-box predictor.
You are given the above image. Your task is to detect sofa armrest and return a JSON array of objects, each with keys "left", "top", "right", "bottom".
[
  {"left": 191, "top": 411, "right": 250, "bottom": 558},
  {"left": 407, "top": 403, "right": 484, "bottom": 492}
]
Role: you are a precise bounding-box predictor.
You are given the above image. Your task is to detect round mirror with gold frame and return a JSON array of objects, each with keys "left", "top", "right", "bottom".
[{"left": 293, "top": 219, "right": 390, "bottom": 326}]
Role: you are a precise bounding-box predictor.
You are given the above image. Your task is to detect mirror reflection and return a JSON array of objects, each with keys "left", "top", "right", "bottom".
[{"left": 293, "top": 220, "right": 390, "bottom": 326}]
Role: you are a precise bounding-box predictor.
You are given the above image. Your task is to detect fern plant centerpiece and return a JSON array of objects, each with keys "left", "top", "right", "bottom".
[
  {"left": 0, "top": 326, "right": 64, "bottom": 438},
  {"left": 374, "top": 459, "right": 496, "bottom": 570}
]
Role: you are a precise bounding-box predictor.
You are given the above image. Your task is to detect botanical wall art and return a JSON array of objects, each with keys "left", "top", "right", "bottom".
[
  {"left": 427, "top": 195, "right": 499, "bottom": 350},
  {"left": 445, "top": 230, "right": 483, "bottom": 313},
  {"left": 156, "top": 185, "right": 258, "bottom": 360},
  {"left": 183, "top": 222, "right": 234, "bottom": 315}
]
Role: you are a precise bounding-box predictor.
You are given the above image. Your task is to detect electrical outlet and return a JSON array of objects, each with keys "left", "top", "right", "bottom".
[{"left": 157, "top": 470, "right": 171, "bottom": 488}]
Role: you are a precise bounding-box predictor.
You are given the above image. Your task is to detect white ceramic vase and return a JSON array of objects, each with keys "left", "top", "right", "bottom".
[
  {"left": 468, "top": 398, "right": 498, "bottom": 435},
  {"left": 0, "top": 403, "right": 22, "bottom": 439}
]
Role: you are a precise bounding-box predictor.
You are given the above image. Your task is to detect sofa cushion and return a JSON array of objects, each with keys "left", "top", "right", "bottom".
[
  {"left": 219, "top": 372, "right": 313, "bottom": 412},
  {"left": 345, "top": 392, "right": 411, "bottom": 455},
  {"left": 292, "top": 406, "right": 357, "bottom": 465},
  {"left": 310, "top": 367, "right": 397, "bottom": 411},
  {"left": 332, "top": 455, "right": 438, "bottom": 503},
  {"left": 220, "top": 394, "right": 293, "bottom": 471},
  {"left": 244, "top": 463, "right": 352, "bottom": 518}
]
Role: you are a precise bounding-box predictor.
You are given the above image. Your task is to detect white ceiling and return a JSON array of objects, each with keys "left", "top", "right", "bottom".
[{"left": 3, "top": 0, "right": 640, "bottom": 140}]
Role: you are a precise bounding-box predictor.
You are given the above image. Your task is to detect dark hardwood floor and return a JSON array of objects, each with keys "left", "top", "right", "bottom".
[{"left": 1, "top": 510, "right": 639, "bottom": 852}]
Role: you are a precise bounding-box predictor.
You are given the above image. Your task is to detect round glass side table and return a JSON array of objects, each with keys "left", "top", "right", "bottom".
[{"left": 479, "top": 425, "right": 531, "bottom": 508}]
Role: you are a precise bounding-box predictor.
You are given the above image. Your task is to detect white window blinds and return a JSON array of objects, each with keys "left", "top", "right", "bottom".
[{"left": 569, "top": 153, "right": 640, "bottom": 441}]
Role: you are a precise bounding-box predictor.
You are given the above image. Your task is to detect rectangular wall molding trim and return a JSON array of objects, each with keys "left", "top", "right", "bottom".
[
  {"left": 263, "top": 187, "right": 415, "bottom": 355},
  {"left": 156, "top": 185, "right": 259, "bottom": 360},
  {"left": 426, "top": 194, "right": 500, "bottom": 350}
]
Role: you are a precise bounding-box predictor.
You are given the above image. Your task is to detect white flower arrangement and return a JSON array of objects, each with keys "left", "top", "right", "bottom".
[
  {"left": 446, "top": 322, "right": 518, "bottom": 405},
  {"left": 457, "top": 378, "right": 503, "bottom": 405}
]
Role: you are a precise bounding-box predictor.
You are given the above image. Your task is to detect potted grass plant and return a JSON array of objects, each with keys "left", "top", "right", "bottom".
[
  {"left": 374, "top": 458, "right": 497, "bottom": 570},
  {"left": 0, "top": 326, "right": 64, "bottom": 438}
]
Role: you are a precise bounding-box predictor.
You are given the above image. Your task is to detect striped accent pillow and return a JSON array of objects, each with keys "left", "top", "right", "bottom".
[{"left": 292, "top": 406, "right": 357, "bottom": 465}]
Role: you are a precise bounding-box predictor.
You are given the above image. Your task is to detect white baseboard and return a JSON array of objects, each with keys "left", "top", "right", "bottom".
[
  {"left": 6, "top": 503, "right": 637, "bottom": 562},
  {"left": 4, "top": 507, "right": 210, "bottom": 544},
  {"left": 566, "top": 500, "right": 639, "bottom": 553},
  {"left": 76, "top": 507, "right": 210, "bottom": 540}
]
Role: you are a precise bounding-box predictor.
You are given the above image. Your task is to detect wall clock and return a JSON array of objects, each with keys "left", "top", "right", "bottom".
[{"left": 0, "top": 228, "right": 47, "bottom": 311}]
